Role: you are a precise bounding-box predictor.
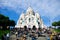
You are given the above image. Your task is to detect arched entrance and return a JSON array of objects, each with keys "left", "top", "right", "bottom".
[
  {"left": 32, "top": 25, "right": 36, "bottom": 30},
  {"left": 24, "top": 25, "right": 27, "bottom": 30}
]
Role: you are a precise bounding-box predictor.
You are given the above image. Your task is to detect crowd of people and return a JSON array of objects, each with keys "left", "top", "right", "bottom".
[
  {"left": 1, "top": 27, "right": 60, "bottom": 40},
  {"left": 10, "top": 28, "right": 47, "bottom": 40}
]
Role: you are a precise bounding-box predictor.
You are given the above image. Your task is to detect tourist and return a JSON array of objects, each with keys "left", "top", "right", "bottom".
[
  {"left": 23, "top": 34, "right": 27, "bottom": 40},
  {"left": 50, "top": 33, "right": 54, "bottom": 40},
  {"left": 55, "top": 35, "right": 58, "bottom": 40},
  {"left": 46, "top": 34, "right": 50, "bottom": 40},
  {"left": 20, "top": 36, "right": 24, "bottom": 40},
  {"left": 57, "top": 33, "right": 60, "bottom": 40},
  {"left": 15, "top": 31, "right": 18, "bottom": 37},
  {"left": 20, "top": 34, "right": 27, "bottom": 40},
  {"left": 37, "top": 30, "right": 41, "bottom": 37},
  {"left": 2, "top": 33, "right": 7, "bottom": 40},
  {"left": 1, "top": 35, "right": 4, "bottom": 40},
  {"left": 47, "top": 36, "right": 50, "bottom": 40},
  {"left": 6, "top": 33, "right": 9, "bottom": 40},
  {"left": 32, "top": 35, "right": 37, "bottom": 40},
  {"left": 31, "top": 32, "right": 37, "bottom": 40}
]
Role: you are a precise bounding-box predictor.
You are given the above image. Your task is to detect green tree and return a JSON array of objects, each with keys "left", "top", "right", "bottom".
[
  {"left": 52, "top": 22, "right": 58, "bottom": 26},
  {"left": 57, "top": 21, "right": 60, "bottom": 26},
  {"left": 52, "top": 21, "right": 60, "bottom": 28},
  {"left": 0, "top": 14, "right": 16, "bottom": 30},
  {"left": 9, "top": 20, "right": 16, "bottom": 26}
]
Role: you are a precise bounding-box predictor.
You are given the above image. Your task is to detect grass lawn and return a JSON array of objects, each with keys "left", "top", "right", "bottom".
[
  {"left": 0, "top": 30, "right": 10, "bottom": 39},
  {"left": 54, "top": 29, "right": 60, "bottom": 32}
]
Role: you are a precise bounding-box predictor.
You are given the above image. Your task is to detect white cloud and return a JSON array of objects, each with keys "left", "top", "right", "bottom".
[{"left": 0, "top": 0, "right": 60, "bottom": 21}]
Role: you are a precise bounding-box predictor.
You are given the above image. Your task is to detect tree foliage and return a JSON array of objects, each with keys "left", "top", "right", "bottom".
[
  {"left": 52, "top": 21, "right": 60, "bottom": 26},
  {"left": 0, "top": 14, "right": 16, "bottom": 30}
]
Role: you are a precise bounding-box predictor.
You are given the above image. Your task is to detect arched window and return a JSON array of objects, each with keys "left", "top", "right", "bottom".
[
  {"left": 38, "top": 22, "right": 41, "bottom": 29},
  {"left": 29, "top": 18, "right": 31, "bottom": 22}
]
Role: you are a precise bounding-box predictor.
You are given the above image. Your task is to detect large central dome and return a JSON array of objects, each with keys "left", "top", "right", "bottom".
[{"left": 15, "top": 7, "right": 44, "bottom": 29}]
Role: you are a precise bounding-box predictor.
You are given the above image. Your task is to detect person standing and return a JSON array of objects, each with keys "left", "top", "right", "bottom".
[
  {"left": 32, "top": 32, "right": 37, "bottom": 40},
  {"left": 6, "top": 33, "right": 9, "bottom": 40}
]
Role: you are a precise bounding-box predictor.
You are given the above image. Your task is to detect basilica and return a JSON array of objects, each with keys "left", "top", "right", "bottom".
[{"left": 15, "top": 7, "right": 44, "bottom": 29}]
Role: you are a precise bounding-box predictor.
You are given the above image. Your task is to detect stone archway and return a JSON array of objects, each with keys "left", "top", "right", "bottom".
[
  {"left": 24, "top": 25, "right": 27, "bottom": 30},
  {"left": 32, "top": 25, "right": 36, "bottom": 30}
]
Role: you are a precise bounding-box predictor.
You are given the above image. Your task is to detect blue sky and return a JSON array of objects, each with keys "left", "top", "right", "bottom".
[{"left": 0, "top": 0, "right": 60, "bottom": 26}]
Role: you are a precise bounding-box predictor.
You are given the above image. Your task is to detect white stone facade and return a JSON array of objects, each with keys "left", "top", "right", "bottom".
[{"left": 15, "top": 7, "right": 44, "bottom": 29}]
